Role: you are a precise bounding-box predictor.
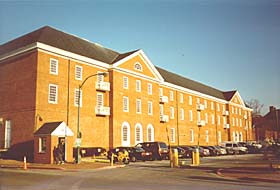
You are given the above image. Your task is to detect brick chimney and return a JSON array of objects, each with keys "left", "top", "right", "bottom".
[{"left": 269, "top": 106, "right": 276, "bottom": 112}]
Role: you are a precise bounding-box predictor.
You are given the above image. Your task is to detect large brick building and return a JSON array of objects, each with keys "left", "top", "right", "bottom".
[{"left": 0, "top": 26, "right": 253, "bottom": 163}]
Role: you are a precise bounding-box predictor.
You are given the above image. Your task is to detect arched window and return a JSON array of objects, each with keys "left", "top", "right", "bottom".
[
  {"left": 147, "top": 124, "right": 154, "bottom": 142},
  {"left": 134, "top": 62, "right": 143, "bottom": 71},
  {"left": 135, "top": 123, "right": 143, "bottom": 145},
  {"left": 121, "top": 122, "right": 130, "bottom": 146}
]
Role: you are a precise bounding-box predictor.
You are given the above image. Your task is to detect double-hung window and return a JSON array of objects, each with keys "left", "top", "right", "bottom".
[
  {"left": 148, "top": 101, "right": 153, "bottom": 115},
  {"left": 97, "top": 93, "right": 104, "bottom": 107},
  {"left": 136, "top": 99, "right": 142, "bottom": 114},
  {"left": 136, "top": 80, "right": 141, "bottom": 92},
  {"left": 39, "top": 137, "right": 47, "bottom": 153},
  {"left": 48, "top": 84, "right": 58, "bottom": 104},
  {"left": 170, "top": 128, "right": 175, "bottom": 143},
  {"left": 50, "top": 58, "right": 58, "bottom": 75},
  {"left": 74, "top": 89, "right": 82, "bottom": 107},
  {"left": 75, "top": 65, "right": 83, "bottom": 80},
  {"left": 147, "top": 83, "right": 152, "bottom": 95},
  {"left": 123, "top": 76, "right": 128, "bottom": 89},
  {"left": 123, "top": 96, "right": 129, "bottom": 112}
]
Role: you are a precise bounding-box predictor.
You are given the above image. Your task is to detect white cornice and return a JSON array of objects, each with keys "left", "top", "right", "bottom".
[{"left": 113, "top": 49, "right": 164, "bottom": 82}]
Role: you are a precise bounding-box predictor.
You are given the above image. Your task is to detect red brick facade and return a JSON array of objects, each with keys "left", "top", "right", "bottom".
[{"left": 0, "top": 27, "right": 253, "bottom": 162}]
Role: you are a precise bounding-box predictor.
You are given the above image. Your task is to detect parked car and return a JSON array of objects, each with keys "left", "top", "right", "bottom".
[
  {"left": 136, "top": 142, "right": 169, "bottom": 160},
  {"left": 129, "top": 147, "right": 153, "bottom": 162},
  {"left": 170, "top": 146, "right": 186, "bottom": 158},
  {"left": 179, "top": 146, "right": 193, "bottom": 158},
  {"left": 213, "top": 146, "right": 227, "bottom": 155},
  {"left": 73, "top": 147, "right": 107, "bottom": 158},
  {"left": 220, "top": 142, "right": 248, "bottom": 154},
  {"left": 201, "top": 146, "right": 218, "bottom": 156},
  {"left": 189, "top": 146, "right": 210, "bottom": 157}
]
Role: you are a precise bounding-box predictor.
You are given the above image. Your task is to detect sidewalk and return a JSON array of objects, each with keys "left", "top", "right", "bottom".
[{"left": 0, "top": 158, "right": 124, "bottom": 170}]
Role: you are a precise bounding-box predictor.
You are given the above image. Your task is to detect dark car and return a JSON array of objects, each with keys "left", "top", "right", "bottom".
[
  {"left": 129, "top": 147, "right": 153, "bottom": 162},
  {"left": 136, "top": 142, "right": 169, "bottom": 160},
  {"left": 179, "top": 145, "right": 194, "bottom": 158},
  {"left": 170, "top": 146, "right": 186, "bottom": 158},
  {"left": 189, "top": 146, "right": 210, "bottom": 157}
]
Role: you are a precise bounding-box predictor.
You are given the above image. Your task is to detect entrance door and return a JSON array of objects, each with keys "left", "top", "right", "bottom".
[{"left": 58, "top": 137, "right": 65, "bottom": 160}]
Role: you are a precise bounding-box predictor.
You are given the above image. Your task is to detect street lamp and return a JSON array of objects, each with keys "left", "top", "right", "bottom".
[{"left": 76, "top": 72, "right": 108, "bottom": 164}]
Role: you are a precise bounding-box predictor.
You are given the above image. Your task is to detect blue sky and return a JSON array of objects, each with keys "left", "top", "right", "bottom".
[{"left": 0, "top": 0, "right": 279, "bottom": 114}]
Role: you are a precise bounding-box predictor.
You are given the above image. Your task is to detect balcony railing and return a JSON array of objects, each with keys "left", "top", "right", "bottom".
[
  {"left": 196, "top": 103, "right": 205, "bottom": 111},
  {"left": 95, "top": 82, "right": 110, "bottom": 91},
  {"left": 223, "top": 124, "right": 230, "bottom": 129},
  {"left": 95, "top": 106, "right": 110, "bottom": 116},
  {"left": 159, "top": 96, "right": 168, "bottom": 103},
  {"left": 160, "top": 115, "right": 169, "bottom": 123},
  {"left": 223, "top": 111, "right": 229, "bottom": 116},
  {"left": 197, "top": 120, "right": 206, "bottom": 127}
]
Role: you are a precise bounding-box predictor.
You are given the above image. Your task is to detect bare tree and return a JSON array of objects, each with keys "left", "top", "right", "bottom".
[{"left": 246, "top": 99, "right": 264, "bottom": 117}]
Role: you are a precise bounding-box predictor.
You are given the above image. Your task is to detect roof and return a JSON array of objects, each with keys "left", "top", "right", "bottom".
[
  {"left": 34, "top": 121, "right": 63, "bottom": 135},
  {"left": 223, "top": 91, "right": 237, "bottom": 101},
  {"left": 155, "top": 66, "right": 226, "bottom": 100},
  {"left": 0, "top": 26, "right": 134, "bottom": 64}
]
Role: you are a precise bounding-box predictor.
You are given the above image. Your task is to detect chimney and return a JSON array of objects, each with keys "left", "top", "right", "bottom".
[{"left": 269, "top": 106, "right": 276, "bottom": 112}]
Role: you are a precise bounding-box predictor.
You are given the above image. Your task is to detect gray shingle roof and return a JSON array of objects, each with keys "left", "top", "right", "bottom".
[
  {"left": 156, "top": 66, "right": 228, "bottom": 100},
  {"left": 0, "top": 26, "right": 135, "bottom": 64},
  {"left": 34, "top": 121, "right": 63, "bottom": 135}
]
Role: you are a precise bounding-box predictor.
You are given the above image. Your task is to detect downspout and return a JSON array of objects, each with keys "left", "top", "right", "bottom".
[{"left": 176, "top": 91, "right": 179, "bottom": 146}]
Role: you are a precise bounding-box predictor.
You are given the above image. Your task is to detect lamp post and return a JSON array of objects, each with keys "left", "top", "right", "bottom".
[{"left": 76, "top": 72, "right": 107, "bottom": 164}]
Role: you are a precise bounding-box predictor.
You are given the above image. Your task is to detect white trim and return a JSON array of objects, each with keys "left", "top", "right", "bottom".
[
  {"left": 49, "top": 58, "right": 58, "bottom": 75},
  {"left": 75, "top": 65, "right": 83, "bottom": 80},
  {"left": 113, "top": 50, "right": 164, "bottom": 82},
  {"left": 135, "top": 123, "right": 143, "bottom": 145},
  {"left": 51, "top": 121, "right": 74, "bottom": 136},
  {"left": 48, "top": 84, "right": 58, "bottom": 104},
  {"left": 147, "top": 124, "right": 154, "bottom": 142},
  {"left": 0, "top": 42, "right": 37, "bottom": 61},
  {"left": 121, "top": 122, "right": 130, "bottom": 147}
]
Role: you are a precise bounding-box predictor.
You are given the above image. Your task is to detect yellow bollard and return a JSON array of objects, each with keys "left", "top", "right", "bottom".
[
  {"left": 191, "top": 148, "right": 200, "bottom": 166},
  {"left": 173, "top": 148, "right": 179, "bottom": 168}
]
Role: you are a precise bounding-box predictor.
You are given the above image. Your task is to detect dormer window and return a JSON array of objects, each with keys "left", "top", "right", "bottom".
[{"left": 134, "top": 62, "right": 143, "bottom": 71}]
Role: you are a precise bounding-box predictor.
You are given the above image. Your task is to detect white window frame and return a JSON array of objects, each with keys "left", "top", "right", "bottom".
[
  {"left": 123, "top": 96, "right": 129, "bottom": 112},
  {"left": 4, "top": 120, "right": 12, "bottom": 149},
  {"left": 136, "top": 99, "right": 142, "bottom": 114},
  {"left": 147, "top": 83, "right": 152, "bottom": 95},
  {"left": 148, "top": 101, "right": 153, "bottom": 115},
  {"left": 97, "top": 93, "right": 104, "bottom": 107},
  {"left": 147, "top": 124, "right": 154, "bottom": 142},
  {"left": 170, "top": 107, "right": 174, "bottom": 119},
  {"left": 75, "top": 65, "right": 83, "bottom": 80},
  {"left": 190, "top": 129, "right": 194, "bottom": 143},
  {"left": 204, "top": 100, "right": 207, "bottom": 108},
  {"left": 218, "top": 131, "right": 222, "bottom": 143},
  {"left": 180, "top": 108, "right": 184, "bottom": 120},
  {"left": 135, "top": 123, "right": 143, "bottom": 145},
  {"left": 74, "top": 89, "right": 82, "bottom": 107},
  {"left": 170, "top": 128, "right": 175, "bottom": 143},
  {"left": 189, "top": 110, "right": 193, "bottom": 121},
  {"left": 123, "top": 76, "right": 128, "bottom": 89},
  {"left": 170, "top": 91, "right": 174, "bottom": 101},
  {"left": 217, "top": 103, "right": 220, "bottom": 111},
  {"left": 211, "top": 102, "right": 214, "bottom": 110},
  {"left": 121, "top": 122, "right": 130, "bottom": 147},
  {"left": 205, "top": 130, "right": 209, "bottom": 143},
  {"left": 180, "top": 93, "right": 184, "bottom": 103},
  {"left": 189, "top": 96, "right": 192, "bottom": 105},
  {"left": 136, "top": 80, "right": 141, "bottom": 92},
  {"left": 134, "top": 62, "right": 143, "bottom": 71},
  {"left": 39, "top": 137, "right": 47, "bottom": 153},
  {"left": 48, "top": 84, "right": 58, "bottom": 104},
  {"left": 211, "top": 114, "right": 215, "bottom": 124},
  {"left": 205, "top": 113, "right": 208, "bottom": 123},
  {"left": 217, "top": 115, "right": 221, "bottom": 125},
  {"left": 159, "top": 88, "right": 163, "bottom": 97},
  {"left": 50, "top": 58, "right": 58, "bottom": 75}
]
